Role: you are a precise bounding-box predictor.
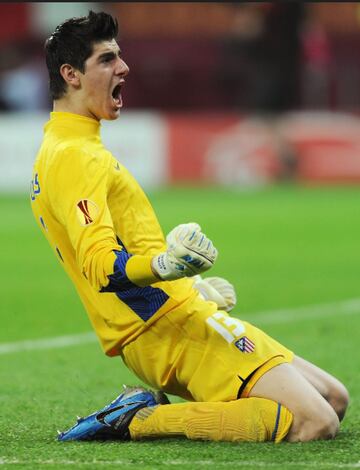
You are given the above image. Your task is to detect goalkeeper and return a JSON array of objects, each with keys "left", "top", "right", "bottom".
[{"left": 31, "top": 11, "right": 348, "bottom": 444}]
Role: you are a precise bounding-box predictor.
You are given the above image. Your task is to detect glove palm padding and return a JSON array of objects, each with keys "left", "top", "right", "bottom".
[{"left": 193, "top": 275, "right": 237, "bottom": 312}]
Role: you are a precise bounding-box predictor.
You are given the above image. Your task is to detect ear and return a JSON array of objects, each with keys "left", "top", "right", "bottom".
[{"left": 59, "top": 64, "right": 81, "bottom": 89}]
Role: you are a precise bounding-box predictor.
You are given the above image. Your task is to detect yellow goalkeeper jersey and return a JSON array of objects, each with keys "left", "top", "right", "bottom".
[{"left": 30, "top": 112, "right": 205, "bottom": 356}]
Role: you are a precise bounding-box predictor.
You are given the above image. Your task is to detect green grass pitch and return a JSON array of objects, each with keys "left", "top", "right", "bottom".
[{"left": 0, "top": 185, "right": 359, "bottom": 469}]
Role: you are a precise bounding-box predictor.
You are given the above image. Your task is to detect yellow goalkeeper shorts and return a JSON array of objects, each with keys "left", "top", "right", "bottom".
[{"left": 121, "top": 296, "right": 294, "bottom": 402}]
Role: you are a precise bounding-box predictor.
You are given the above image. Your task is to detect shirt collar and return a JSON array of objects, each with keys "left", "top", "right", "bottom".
[{"left": 45, "top": 111, "right": 101, "bottom": 137}]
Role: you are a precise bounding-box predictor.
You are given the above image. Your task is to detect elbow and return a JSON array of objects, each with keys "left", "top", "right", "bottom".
[
  {"left": 95, "top": 249, "right": 137, "bottom": 293},
  {"left": 100, "top": 271, "right": 136, "bottom": 293},
  {"left": 81, "top": 248, "right": 138, "bottom": 293}
]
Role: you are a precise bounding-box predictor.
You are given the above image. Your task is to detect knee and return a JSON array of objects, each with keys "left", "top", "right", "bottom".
[
  {"left": 310, "top": 411, "right": 340, "bottom": 441},
  {"left": 327, "top": 383, "right": 349, "bottom": 422},
  {"left": 289, "top": 408, "right": 340, "bottom": 442}
]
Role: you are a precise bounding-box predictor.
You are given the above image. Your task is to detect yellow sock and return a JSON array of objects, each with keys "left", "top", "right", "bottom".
[{"left": 129, "top": 397, "right": 293, "bottom": 443}]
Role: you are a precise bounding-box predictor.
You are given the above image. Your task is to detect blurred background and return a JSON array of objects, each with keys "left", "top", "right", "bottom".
[
  {"left": 2, "top": 2, "right": 360, "bottom": 190},
  {"left": 1, "top": 7, "right": 360, "bottom": 456}
]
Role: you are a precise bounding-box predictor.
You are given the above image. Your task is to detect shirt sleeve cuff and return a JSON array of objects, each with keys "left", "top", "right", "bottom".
[{"left": 125, "top": 254, "right": 160, "bottom": 287}]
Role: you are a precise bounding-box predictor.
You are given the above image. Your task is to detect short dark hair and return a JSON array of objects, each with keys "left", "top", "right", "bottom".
[{"left": 44, "top": 10, "right": 118, "bottom": 100}]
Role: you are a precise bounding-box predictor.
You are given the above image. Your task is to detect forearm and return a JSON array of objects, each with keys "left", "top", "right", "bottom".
[
  {"left": 83, "top": 222, "right": 217, "bottom": 292},
  {"left": 122, "top": 252, "right": 160, "bottom": 287},
  {"left": 85, "top": 249, "right": 160, "bottom": 293}
]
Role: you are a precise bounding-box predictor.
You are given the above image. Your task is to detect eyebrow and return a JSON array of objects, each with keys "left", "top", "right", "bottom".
[{"left": 97, "top": 50, "right": 122, "bottom": 62}]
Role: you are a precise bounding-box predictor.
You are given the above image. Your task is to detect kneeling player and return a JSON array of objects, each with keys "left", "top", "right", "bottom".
[
  {"left": 33, "top": 11, "right": 348, "bottom": 445},
  {"left": 58, "top": 223, "right": 349, "bottom": 444}
]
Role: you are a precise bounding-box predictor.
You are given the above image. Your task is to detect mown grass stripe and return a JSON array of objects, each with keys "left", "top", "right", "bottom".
[
  {"left": 0, "top": 332, "right": 96, "bottom": 354},
  {"left": 246, "top": 297, "right": 360, "bottom": 325}
]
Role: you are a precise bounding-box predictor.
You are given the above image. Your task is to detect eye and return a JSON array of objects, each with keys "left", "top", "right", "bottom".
[{"left": 100, "top": 54, "right": 116, "bottom": 64}]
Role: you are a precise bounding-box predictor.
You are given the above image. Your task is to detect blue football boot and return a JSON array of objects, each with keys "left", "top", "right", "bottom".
[{"left": 57, "top": 385, "right": 169, "bottom": 442}]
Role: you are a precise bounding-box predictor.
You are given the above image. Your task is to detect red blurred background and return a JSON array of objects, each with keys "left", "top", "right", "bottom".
[
  {"left": 1, "top": 3, "right": 360, "bottom": 189},
  {"left": 1, "top": 3, "right": 360, "bottom": 112}
]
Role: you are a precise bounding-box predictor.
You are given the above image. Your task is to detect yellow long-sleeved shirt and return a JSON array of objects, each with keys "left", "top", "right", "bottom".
[{"left": 30, "top": 112, "right": 205, "bottom": 356}]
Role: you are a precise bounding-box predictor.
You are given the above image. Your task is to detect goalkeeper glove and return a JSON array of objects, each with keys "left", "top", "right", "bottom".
[
  {"left": 193, "top": 275, "right": 237, "bottom": 312},
  {"left": 151, "top": 223, "right": 217, "bottom": 281}
]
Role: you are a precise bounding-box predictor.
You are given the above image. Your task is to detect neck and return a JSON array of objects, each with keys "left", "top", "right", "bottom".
[{"left": 53, "top": 98, "right": 100, "bottom": 122}]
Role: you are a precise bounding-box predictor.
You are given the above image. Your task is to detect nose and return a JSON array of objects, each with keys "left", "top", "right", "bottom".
[{"left": 116, "top": 58, "right": 129, "bottom": 77}]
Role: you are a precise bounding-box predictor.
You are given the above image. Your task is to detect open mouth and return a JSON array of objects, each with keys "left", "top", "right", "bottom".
[{"left": 112, "top": 83, "right": 123, "bottom": 108}]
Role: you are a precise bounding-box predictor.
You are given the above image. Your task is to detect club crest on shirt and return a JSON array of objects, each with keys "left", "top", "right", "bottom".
[
  {"left": 76, "top": 199, "right": 99, "bottom": 226},
  {"left": 234, "top": 336, "right": 255, "bottom": 353}
]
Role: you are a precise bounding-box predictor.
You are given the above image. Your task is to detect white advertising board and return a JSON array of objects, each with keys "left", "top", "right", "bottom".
[{"left": 0, "top": 111, "right": 168, "bottom": 193}]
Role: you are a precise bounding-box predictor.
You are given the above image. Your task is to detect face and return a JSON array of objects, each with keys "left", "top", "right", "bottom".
[{"left": 78, "top": 39, "right": 129, "bottom": 121}]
